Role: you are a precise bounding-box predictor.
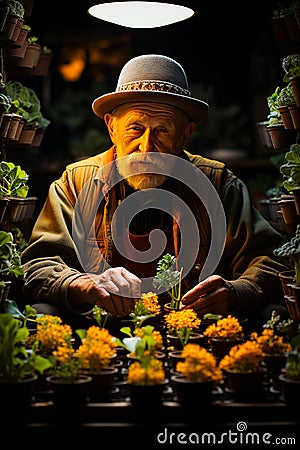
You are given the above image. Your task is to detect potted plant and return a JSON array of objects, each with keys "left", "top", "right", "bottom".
[
  {"left": 273, "top": 224, "right": 300, "bottom": 322},
  {"left": 0, "top": 229, "right": 23, "bottom": 305},
  {"left": 279, "top": 333, "right": 300, "bottom": 407},
  {"left": 128, "top": 291, "right": 161, "bottom": 330},
  {"left": 203, "top": 314, "right": 245, "bottom": 359},
  {"left": 165, "top": 308, "right": 203, "bottom": 351},
  {"left": 279, "top": 143, "right": 300, "bottom": 215},
  {"left": 0, "top": 312, "right": 52, "bottom": 418},
  {"left": 116, "top": 325, "right": 167, "bottom": 407},
  {"left": 152, "top": 253, "right": 183, "bottom": 311},
  {"left": 0, "top": 160, "right": 37, "bottom": 221},
  {"left": 171, "top": 342, "right": 223, "bottom": 406},
  {"left": 218, "top": 339, "right": 266, "bottom": 398},
  {"left": 75, "top": 325, "right": 118, "bottom": 401}
]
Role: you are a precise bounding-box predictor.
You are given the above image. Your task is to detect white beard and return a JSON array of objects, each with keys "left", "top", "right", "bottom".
[{"left": 116, "top": 153, "right": 172, "bottom": 190}]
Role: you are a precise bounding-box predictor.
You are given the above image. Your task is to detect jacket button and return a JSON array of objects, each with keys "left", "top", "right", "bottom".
[{"left": 194, "top": 264, "right": 201, "bottom": 271}]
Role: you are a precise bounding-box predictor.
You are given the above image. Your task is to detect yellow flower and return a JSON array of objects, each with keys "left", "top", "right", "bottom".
[
  {"left": 127, "top": 358, "right": 165, "bottom": 385},
  {"left": 219, "top": 340, "right": 265, "bottom": 373},
  {"left": 176, "top": 343, "right": 223, "bottom": 383},
  {"left": 165, "top": 309, "right": 201, "bottom": 347},
  {"left": 76, "top": 326, "right": 117, "bottom": 371},
  {"left": 250, "top": 329, "right": 292, "bottom": 356},
  {"left": 140, "top": 292, "right": 161, "bottom": 316},
  {"left": 203, "top": 315, "right": 244, "bottom": 341},
  {"left": 35, "top": 315, "right": 73, "bottom": 355}
]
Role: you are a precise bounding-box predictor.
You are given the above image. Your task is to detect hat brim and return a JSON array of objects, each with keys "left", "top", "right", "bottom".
[{"left": 92, "top": 91, "right": 209, "bottom": 124}]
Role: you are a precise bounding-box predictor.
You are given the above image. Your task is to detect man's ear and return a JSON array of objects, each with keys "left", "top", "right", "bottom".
[
  {"left": 181, "top": 121, "right": 196, "bottom": 146},
  {"left": 104, "top": 113, "right": 115, "bottom": 142}
]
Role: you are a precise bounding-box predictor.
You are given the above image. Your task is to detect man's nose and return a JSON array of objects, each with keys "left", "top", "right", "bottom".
[{"left": 139, "top": 129, "right": 154, "bottom": 152}]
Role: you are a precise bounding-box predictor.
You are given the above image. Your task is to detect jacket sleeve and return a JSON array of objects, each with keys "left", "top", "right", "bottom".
[
  {"left": 220, "top": 173, "right": 292, "bottom": 316},
  {"left": 21, "top": 175, "right": 90, "bottom": 313}
]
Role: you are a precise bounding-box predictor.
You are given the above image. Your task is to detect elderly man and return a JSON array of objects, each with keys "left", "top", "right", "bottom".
[{"left": 21, "top": 54, "right": 290, "bottom": 328}]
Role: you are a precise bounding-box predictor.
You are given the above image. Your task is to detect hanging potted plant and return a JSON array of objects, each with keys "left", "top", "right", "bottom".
[
  {"left": 0, "top": 160, "right": 37, "bottom": 222},
  {"left": 273, "top": 224, "right": 300, "bottom": 322},
  {"left": 279, "top": 143, "right": 300, "bottom": 215}
]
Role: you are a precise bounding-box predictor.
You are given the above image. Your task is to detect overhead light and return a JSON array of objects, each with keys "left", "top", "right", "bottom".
[{"left": 88, "top": 1, "right": 194, "bottom": 28}]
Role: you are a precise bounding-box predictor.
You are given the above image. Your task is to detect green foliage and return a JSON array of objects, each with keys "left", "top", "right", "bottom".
[
  {"left": 274, "top": 224, "right": 300, "bottom": 283},
  {"left": 5, "top": 81, "right": 50, "bottom": 128},
  {"left": 0, "top": 230, "right": 24, "bottom": 284},
  {"left": 279, "top": 143, "right": 300, "bottom": 193},
  {"left": 0, "top": 313, "right": 52, "bottom": 382},
  {"left": 0, "top": 160, "right": 29, "bottom": 198},
  {"left": 152, "top": 253, "right": 183, "bottom": 310},
  {"left": 285, "top": 334, "right": 300, "bottom": 380}
]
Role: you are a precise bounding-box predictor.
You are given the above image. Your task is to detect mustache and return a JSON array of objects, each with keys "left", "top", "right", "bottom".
[{"left": 122, "top": 152, "right": 168, "bottom": 168}]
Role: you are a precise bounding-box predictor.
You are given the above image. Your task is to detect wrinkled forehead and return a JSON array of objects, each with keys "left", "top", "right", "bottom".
[{"left": 112, "top": 101, "right": 187, "bottom": 120}]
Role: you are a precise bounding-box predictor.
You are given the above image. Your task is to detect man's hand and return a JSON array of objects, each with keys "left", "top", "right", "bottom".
[
  {"left": 181, "top": 275, "right": 236, "bottom": 317},
  {"left": 68, "top": 267, "right": 142, "bottom": 317}
]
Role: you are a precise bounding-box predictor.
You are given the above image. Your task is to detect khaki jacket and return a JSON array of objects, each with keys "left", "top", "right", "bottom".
[{"left": 21, "top": 148, "right": 290, "bottom": 318}]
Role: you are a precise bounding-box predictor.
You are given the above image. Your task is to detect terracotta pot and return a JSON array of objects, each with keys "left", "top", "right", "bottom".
[
  {"left": 2, "top": 196, "right": 38, "bottom": 222},
  {"left": 5, "top": 31, "right": 28, "bottom": 60},
  {"left": 16, "top": 42, "right": 41, "bottom": 70},
  {"left": 31, "top": 127, "right": 45, "bottom": 148},
  {"left": 5, "top": 114, "right": 22, "bottom": 140},
  {"left": 288, "top": 104, "right": 300, "bottom": 129},
  {"left": 267, "top": 123, "right": 296, "bottom": 149},
  {"left": 18, "top": 124, "right": 38, "bottom": 145},
  {"left": 0, "top": 14, "right": 18, "bottom": 44},
  {"left": 278, "top": 198, "right": 300, "bottom": 226},
  {"left": 284, "top": 294, "right": 299, "bottom": 322},
  {"left": 256, "top": 121, "right": 273, "bottom": 147},
  {"left": 290, "top": 76, "right": 300, "bottom": 107},
  {"left": 171, "top": 375, "right": 214, "bottom": 406},
  {"left": 279, "top": 270, "right": 296, "bottom": 296},
  {"left": 286, "top": 283, "right": 300, "bottom": 322},
  {"left": 278, "top": 105, "right": 294, "bottom": 129},
  {"left": 30, "top": 51, "right": 52, "bottom": 77}
]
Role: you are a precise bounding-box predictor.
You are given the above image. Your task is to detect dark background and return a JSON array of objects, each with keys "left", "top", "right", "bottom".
[{"left": 4, "top": 0, "right": 292, "bottom": 224}]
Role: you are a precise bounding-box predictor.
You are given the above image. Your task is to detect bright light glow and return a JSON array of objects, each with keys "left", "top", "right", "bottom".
[{"left": 88, "top": 2, "right": 194, "bottom": 28}]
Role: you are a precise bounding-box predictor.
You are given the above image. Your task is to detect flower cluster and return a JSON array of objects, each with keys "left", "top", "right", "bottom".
[
  {"left": 76, "top": 326, "right": 117, "bottom": 371},
  {"left": 35, "top": 315, "right": 73, "bottom": 355},
  {"left": 219, "top": 340, "right": 265, "bottom": 373},
  {"left": 51, "top": 345, "right": 81, "bottom": 381},
  {"left": 127, "top": 358, "right": 165, "bottom": 385},
  {"left": 203, "top": 315, "right": 244, "bottom": 341},
  {"left": 250, "top": 329, "right": 292, "bottom": 356},
  {"left": 165, "top": 309, "right": 201, "bottom": 348},
  {"left": 130, "top": 292, "right": 161, "bottom": 329},
  {"left": 140, "top": 292, "right": 161, "bottom": 316},
  {"left": 176, "top": 343, "right": 223, "bottom": 383}
]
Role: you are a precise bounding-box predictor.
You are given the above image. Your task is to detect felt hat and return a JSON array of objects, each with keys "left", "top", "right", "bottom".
[{"left": 92, "top": 54, "right": 209, "bottom": 123}]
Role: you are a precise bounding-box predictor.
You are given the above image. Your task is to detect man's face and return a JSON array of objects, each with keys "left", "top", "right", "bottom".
[{"left": 104, "top": 102, "right": 194, "bottom": 190}]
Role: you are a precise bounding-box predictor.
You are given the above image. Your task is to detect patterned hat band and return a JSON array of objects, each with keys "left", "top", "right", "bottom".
[{"left": 117, "top": 80, "right": 191, "bottom": 97}]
